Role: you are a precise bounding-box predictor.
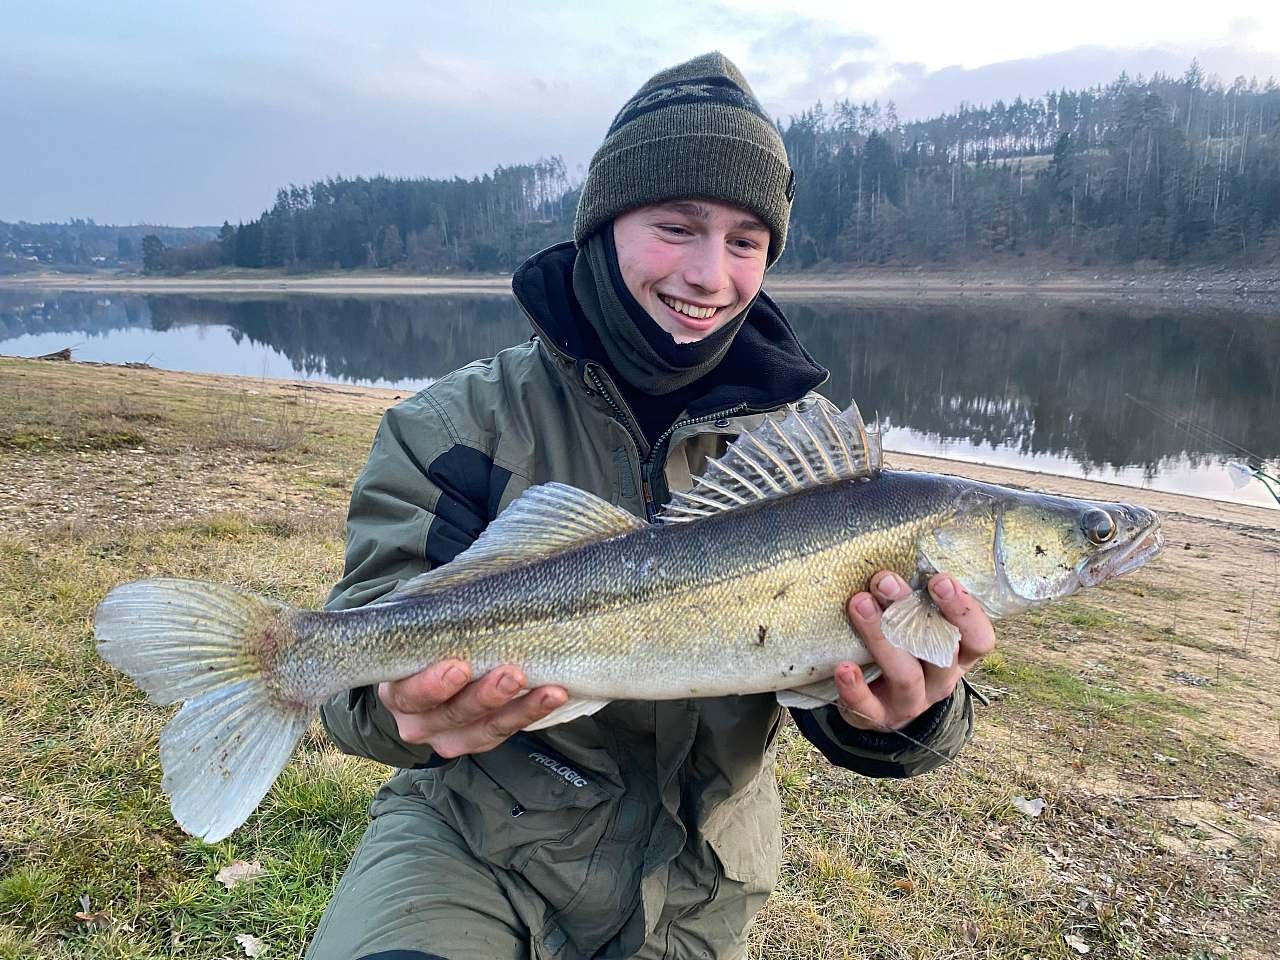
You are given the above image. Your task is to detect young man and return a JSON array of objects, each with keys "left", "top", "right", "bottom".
[{"left": 307, "top": 52, "right": 994, "bottom": 960}]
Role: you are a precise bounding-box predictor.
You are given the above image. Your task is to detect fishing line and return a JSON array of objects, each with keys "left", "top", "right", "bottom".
[{"left": 1124, "top": 393, "right": 1265, "bottom": 462}]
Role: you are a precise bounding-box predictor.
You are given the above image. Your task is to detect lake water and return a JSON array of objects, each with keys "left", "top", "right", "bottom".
[{"left": 3, "top": 289, "right": 1278, "bottom": 510}]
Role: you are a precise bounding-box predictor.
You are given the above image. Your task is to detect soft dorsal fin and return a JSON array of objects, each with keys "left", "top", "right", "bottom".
[
  {"left": 380, "top": 482, "right": 646, "bottom": 601},
  {"left": 659, "top": 397, "right": 881, "bottom": 523}
]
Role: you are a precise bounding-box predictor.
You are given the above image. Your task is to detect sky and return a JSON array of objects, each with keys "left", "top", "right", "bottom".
[{"left": 3, "top": 0, "right": 1278, "bottom": 226}]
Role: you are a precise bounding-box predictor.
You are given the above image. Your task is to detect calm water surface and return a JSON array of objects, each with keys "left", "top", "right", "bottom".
[{"left": 3, "top": 289, "right": 1277, "bottom": 510}]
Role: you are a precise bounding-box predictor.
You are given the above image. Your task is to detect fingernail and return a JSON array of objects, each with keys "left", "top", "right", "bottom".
[
  {"left": 853, "top": 595, "right": 878, "bottom": 618},
  {"left": 444, "top": 665, "right": 467, "bottom": 687},
  {"left": 497, "top": 672, "right": 521, "bottom": 695},
  {"left": 541, "top": 690, "right": 566, "bottom": 708},
  {"left": 876, "top": 573, "right": 908, "bottom": 600},
  {"left": 932, "top": 576, "right": 955, "bottom": 600}
]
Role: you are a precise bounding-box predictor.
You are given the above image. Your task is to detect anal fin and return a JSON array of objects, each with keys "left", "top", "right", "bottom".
[
  {"left": 880, "top": 590, "right": 960, "bottom": 668},
  {"left": 776, "top": 665, "right": 883, "bottom": 711}
]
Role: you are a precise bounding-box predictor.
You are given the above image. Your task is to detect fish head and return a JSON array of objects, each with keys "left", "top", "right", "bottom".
[
  {"left": 995, "top": 495, "right": 1163, "bottom": 607},
  {"left": 922, "top": 487, "right": 1162, "bottom": 617}
]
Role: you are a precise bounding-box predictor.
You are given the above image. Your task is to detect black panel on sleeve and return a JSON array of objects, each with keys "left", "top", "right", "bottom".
[{"left": 424, "top": 444, "right": 513, "bottom": 566}]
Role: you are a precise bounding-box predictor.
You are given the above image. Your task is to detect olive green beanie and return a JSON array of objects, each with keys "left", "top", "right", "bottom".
[{"left": 573, "top": 51, "right": 794, "bottom": 266}]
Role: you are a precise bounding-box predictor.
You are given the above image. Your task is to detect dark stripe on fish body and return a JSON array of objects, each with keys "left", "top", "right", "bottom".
[
  {"left": 348, "top": 470, "right": 969, "bottom": 632},
  {"left": 282, "top": 470, "right": 978, "bottom": 699}
]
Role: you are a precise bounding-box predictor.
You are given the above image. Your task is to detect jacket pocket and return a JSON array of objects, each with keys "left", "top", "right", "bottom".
[
  {"left": 703, "top": 765, "right": 782, "bottom": 888},
  {"left": 431, "top": 733, "right": 626, "bottom": 913}
]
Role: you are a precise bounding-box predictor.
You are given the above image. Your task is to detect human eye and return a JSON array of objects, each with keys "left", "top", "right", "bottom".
[{"left": 657, "top": 223, "right": 693, "bottom": 237}]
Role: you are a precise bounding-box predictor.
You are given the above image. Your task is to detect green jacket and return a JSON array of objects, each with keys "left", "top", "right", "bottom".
[{"left": 321, "top": 243, "right": 974, "bottom": 958}]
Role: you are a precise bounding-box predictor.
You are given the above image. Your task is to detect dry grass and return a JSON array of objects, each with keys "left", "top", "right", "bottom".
[{"left": 1, "top": 357, "right": 1277, "bottom": 959}]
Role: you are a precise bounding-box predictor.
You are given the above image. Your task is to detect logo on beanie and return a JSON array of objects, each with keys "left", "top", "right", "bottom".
[{"left": 609, "top": 74, "right": 772, "bottom": 135}]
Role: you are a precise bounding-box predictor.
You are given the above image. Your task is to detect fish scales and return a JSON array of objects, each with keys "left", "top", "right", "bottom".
[
  {"left": 276, "top": 472, "right": 966, "bottom": 705},
  {"left": 93, "top": 398, "right": 1162, "bottom": 841}
]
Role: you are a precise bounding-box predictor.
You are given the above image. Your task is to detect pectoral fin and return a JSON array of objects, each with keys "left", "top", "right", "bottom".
[
  {"left": 880, "top": 591, "right": 960, "bottom": 668},
  {"left": 521, "top": 696, "right": 611, "bottom": 732}
]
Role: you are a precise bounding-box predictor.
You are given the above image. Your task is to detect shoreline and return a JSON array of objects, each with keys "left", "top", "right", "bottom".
[
  {"left": 7, "top": 356, "right": 1276, "bottom": 525},
  {"left": 2, "top": 264, "right": 1277, "bottom": 307}
]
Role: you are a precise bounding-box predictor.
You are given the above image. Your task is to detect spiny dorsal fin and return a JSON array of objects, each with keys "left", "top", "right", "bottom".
[
  {"left": 659, "top": 397, "right": 881, "bottom": 523},
  {"left": 381, "top": 482, "right": 646, "bottom": 601}
]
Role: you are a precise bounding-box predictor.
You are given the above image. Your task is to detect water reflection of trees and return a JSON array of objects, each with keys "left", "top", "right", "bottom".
[
  {"left": 3, "top": 291, "right": 1277, "bottom": 472},
  {"left": 145, "top": 296, "right": 527, "bottom": 385},
  {"left": 780, "top": 299, "right": 1280, "bottom": 473},
  {"left": 0, "top": 292, "right": 143, "bottom": 339}
]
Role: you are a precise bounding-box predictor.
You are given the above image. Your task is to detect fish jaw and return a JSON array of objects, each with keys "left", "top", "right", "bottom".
[{"left": 1080, "top": 519, "right": 1164, "bottom": 587}]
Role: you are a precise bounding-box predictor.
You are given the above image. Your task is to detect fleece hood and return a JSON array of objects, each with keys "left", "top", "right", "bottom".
[{"left": 511, "top": 241, "right": 826, "bottom": 421}]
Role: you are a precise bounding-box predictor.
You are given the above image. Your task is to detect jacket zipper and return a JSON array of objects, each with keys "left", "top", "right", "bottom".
[
  {"left": 584, "top": 368, "right": 751, "bottom": 523},
  {"left": 515, "top": 300, "right": 764, "bottom": 520},
  {"left": 584, "top": 366, "right": 662, "bottom": 521},
  {"left": 639, "top": 404, "right": 748, "bottom": 522}
]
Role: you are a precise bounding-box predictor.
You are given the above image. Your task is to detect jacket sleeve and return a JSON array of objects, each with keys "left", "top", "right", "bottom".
[
  {"left": 790, "top": 679, "right": 975, "bottom": 778},
  {"left": 319, "top": 393, "right": 507, "bottom": 768}
]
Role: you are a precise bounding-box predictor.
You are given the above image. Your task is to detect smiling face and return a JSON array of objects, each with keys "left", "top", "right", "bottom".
[{"left": 611, "top": 199, "right": 771, "bottom": 343}]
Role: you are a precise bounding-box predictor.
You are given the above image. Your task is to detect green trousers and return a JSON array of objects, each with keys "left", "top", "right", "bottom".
[{"left": 305, "top": 803, "right": 759, "bottom": 960}]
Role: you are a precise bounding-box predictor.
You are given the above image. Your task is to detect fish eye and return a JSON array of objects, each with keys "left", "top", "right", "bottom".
[{"left": 1081, "top": 509, "right": 1116, "bottom": 545}]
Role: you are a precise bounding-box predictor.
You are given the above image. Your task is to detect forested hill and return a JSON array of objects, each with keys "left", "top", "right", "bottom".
[
  {"left": 28, "top": 63, "right": 1280, "bottom": 275},
  {"left": 779, "top": 65, "right": 1280, "bottom": 268},
  {"left": 0, "top": 222, "right": 218, "bottom": 273}
]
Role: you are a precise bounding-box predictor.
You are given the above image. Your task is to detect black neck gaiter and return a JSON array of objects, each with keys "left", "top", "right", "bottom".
[{"left": 571, "top": 229, "right": 753, "bottom": 396}]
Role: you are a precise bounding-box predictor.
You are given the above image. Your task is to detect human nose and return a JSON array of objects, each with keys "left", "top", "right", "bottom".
[{"left": 681, "top": 237, "right": 728, "bottom": 293}]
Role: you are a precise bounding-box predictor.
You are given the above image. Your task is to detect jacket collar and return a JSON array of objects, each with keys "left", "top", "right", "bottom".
[{"left": 511, "top": 241, "right": 827, "bottom": 419}]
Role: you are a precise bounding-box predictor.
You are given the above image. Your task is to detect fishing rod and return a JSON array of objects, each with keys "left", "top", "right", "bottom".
[
  {"left": 1125, "top": 393, "right": 1279, "bottom": 505},
  {"left": 1232, "top": 464, "right": 1280, "bottom": 505}
]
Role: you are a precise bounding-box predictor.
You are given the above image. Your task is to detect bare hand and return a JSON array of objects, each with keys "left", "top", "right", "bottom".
[
  {"left": 836, "top": 571, "right": 995, "bottom": 731},
  {"left": 378, "top": 661, "right": 568, "bottom": 759}
]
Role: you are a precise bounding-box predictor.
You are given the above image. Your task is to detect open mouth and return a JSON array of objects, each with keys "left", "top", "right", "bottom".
[
  {"left": 1084, "top": 525, "right": 1165, "bottom": 585},
  {"left": 659, "top": 294, "right": 724, "bottom": 330}
]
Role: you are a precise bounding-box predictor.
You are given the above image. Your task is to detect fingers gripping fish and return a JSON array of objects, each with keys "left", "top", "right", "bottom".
[{"left": 94, "top": 398, "right": 1163, "bottom": 841}]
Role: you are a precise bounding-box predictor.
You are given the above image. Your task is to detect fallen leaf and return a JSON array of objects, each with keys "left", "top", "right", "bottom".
[
  {"left": 1064, "top": 932, "right": 1091, "bottom": 954},
  {"left": 235, "top": 933, "right": 268, "bottom": 957},
  {"left": 1012, "top": 795, "right": 1046, "bottom": 818},
  {"left": 216, "top": 860, "right": 266, "bottom": 890},
  {"left": 74, "top": 894, "right": 112, "bottom": 929}
]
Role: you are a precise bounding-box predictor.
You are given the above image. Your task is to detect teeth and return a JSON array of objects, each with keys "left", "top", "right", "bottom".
[{"left": 660, "top": 295, "right": 717, "bottom": 320}]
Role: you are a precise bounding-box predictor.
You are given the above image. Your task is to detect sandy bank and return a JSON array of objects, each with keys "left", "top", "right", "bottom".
[
  {"left": 4, "top": 264, "right": 1277, "bottom": 307},
  {"left": 12, "top": 357, "right": 1275, "bottom": 532}
]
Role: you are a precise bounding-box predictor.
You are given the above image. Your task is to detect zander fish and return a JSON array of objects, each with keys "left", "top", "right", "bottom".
[{"left": 94, "top": 399, "right": 1163, "bottom": 841}]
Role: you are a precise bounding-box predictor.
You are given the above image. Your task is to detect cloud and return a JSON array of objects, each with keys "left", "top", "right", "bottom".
[
  {"left": 5, "top": 2, "right": 1278, "bottom": 225},
  {"left": 743, "top": 15, "right": 881, "bottom": 115},
  {"left": 883, "top": 44, "right": 1280, "bottom": 119}
]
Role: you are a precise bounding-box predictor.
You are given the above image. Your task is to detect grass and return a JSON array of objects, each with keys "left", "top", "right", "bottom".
[{"left": 2, "top": 357, "right": 1277, "bottom": 959}]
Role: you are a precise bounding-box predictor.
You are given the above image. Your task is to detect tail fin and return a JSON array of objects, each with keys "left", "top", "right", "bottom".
[{"left": 94, "top": 578, "right": 312, "bottom": 842}]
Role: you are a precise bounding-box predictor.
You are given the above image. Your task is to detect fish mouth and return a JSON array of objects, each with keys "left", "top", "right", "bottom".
[{"left": 1081, "top": 523, "right": 1164, "bottom": 586}]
